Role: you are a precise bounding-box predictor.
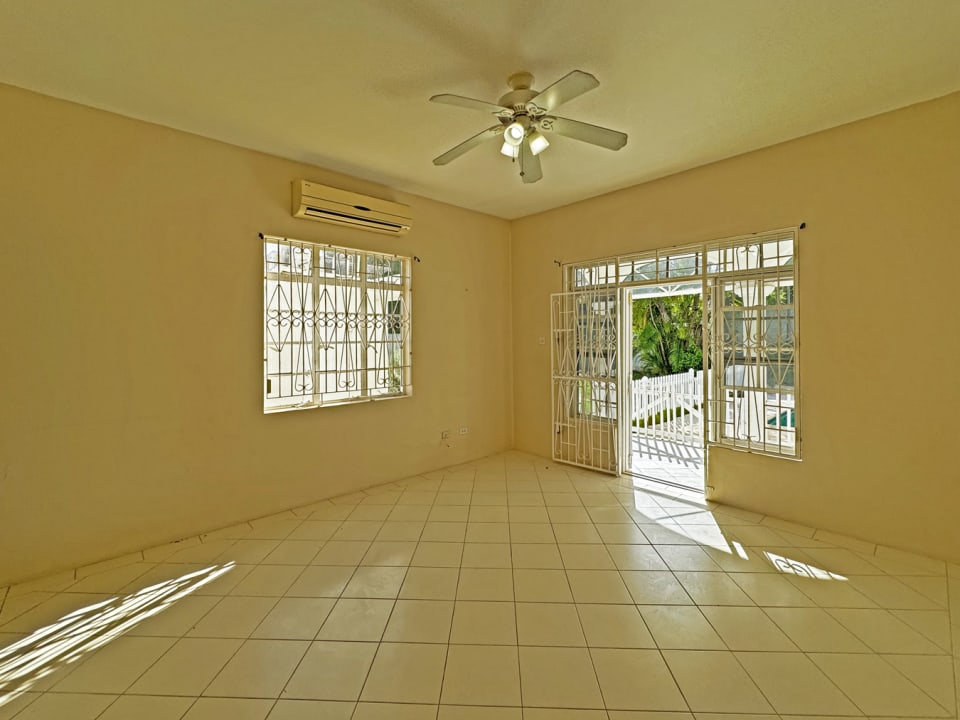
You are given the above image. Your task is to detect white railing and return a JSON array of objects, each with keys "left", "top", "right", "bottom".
[{"left": 632, "top": 369, "right": 703, "bottom": 443}]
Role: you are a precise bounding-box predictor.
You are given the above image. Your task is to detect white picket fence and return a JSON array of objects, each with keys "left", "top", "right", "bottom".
[{"left": 632, "top": 369, "right": 703, "bottom": 443}]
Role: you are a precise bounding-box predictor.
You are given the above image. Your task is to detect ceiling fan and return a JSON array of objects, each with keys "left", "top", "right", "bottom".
[{"left": 430, "top": 70, "right": 627, "bottom": 184}]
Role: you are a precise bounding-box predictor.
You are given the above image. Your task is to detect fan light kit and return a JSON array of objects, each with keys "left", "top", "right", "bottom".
[{"left": 430, "top": 70, "right": 627, "bottom": 184}]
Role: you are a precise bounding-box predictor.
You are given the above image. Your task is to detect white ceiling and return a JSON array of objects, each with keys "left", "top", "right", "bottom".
[{"left": 1, "top": 0, "right": 959, "bottom": 219}]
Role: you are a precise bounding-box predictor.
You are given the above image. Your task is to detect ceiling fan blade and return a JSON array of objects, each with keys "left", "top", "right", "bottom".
[
  {"left": 528, "top": 70, "right": 599, "bottom": 113},
  {"left": 540, "top": 116, "right": 627, "bottom": 151},
  {"left": 432, "top": 125, "right": 502, "bottom": 166},
  {"left": 519, "top": 140, "right": 543, "bottom": 184},
  {"left": 430, "top": 93, "right": 512, "bottom": 116}
]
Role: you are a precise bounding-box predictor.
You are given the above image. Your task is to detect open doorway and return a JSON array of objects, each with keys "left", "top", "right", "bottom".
[{"left": 626, "top": 281, "right": 705, "bottom": 492}]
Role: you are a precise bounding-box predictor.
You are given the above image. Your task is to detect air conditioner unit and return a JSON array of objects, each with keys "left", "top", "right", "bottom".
[{"left": 292, "top": 180, "right": 412, "bottom": 236}]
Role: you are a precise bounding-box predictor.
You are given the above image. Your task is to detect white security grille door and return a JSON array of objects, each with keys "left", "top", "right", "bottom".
[
  {"left": 705, "top": 232, "right": 798, "bottom": 456},
  {"left": 551, "top": 290, "right": 620, "bottom": 474}
]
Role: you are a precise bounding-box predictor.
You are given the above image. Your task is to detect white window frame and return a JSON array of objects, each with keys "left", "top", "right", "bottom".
[{"left": 262, "top": 233, "right": 412, "bottom": 413}]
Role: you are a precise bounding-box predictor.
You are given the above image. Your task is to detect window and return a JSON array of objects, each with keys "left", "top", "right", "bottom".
[
  {"left": 262, "top": 234, "right": 412, "bottom": 412},
  {"left": 705, "top": 233, "right": 798, "bottom": 457}
]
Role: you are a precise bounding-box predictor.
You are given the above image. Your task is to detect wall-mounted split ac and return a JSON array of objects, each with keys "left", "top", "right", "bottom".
[{"left": 292, "top": 180, "right": 412, "bottom": 236}]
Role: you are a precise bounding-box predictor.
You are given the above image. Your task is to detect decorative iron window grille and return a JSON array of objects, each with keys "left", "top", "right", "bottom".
[
  {"left": 262, "top": 234, "right": 412, "bottom": 412},
  {"left": 562, "top": 228, "right": 799, "bottom": 460}
]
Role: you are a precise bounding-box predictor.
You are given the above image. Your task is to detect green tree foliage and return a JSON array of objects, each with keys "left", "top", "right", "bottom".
[{"left": 632, "top": 294, "right": 703, "bottom": 377}]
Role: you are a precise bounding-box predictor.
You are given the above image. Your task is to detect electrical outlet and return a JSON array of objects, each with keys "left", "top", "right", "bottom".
[
  {"left": 441, "top": 430, "right": 450, "bottom": 440},
  {"left": 459, "top": 427, "right": 469, "bottom": 435}
]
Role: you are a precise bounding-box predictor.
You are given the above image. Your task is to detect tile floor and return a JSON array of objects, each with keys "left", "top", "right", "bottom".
[{"left": 1, "top": 451, "right": 958, "bottom": 719}]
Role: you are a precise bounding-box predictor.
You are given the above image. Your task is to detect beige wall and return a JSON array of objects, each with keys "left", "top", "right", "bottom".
[
  {"left": 0, "top": 84, "right": 513, "bottom": 585},
  {"left": 512, "top": 92, "right": 960, "bottom": 562}
]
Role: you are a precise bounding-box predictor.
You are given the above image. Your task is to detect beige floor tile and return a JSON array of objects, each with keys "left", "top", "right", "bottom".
[
  {"left": 513, "top": 569, "right": 573, "bottom": 602},
  {"left": 589, "top": 648, "right": 687, "bottom": 711},
  {"left": 559, "top": 544, "right": 615, "bottom": 570},
  {"left": 803, "top": 547, "right": 887, "bottom": 575},
  {"left": 811, "top": 652, "right": 950, "bottom": 717},
  {"left": 673, "top": 572, "right": 753, "bottom": 606},
  {"left": 606, "top": 713, "right": 693, "bottom": 720},
  {"left": 266, "top": 699, "right": 355, "bottom": 719},
  {"left": 230, "top": 565, "right": 303, "bottom": 597},
  {"left": 524, "top": 711, "right": 608, "bottom": 720},
  {"left": 519, "top": 646, "right": 603, "bottom": 709},
  {"left": 893, "top": 609, "right": 952, "bottom": 651},
  {"left": 639, "top": 606, "right": 725, "bottom": 650},
  {"left": 67, "top": 563, "right": 156, "bottom": 593},
  {"left": 376, "top": 521, "right": 425, "bottom": 542},
  {"left": 462, "top": 543, "right": 512, "bottom": 568},
  {"left": 251, "top": 597, "right": 335, "bottom": 639},
  {"left": 728, "top": 572, "right": 815, "bottom": 606},
  {"left": 466, "top": 523, "right": 511, "bottom": 543},
  {"left": 188, "top": 596, "right": 278, "bottom": 638},
  {"left": 438, "top": 706, "right": 522, "bottom": 719},
  {"left": 383, "top": 599, "right": 454, "bottom": 642},
  {"left": 699, "top": 606, "right": 796, "bottom": 651},
  {"left": 183, "top": 698, "right": 274, "bottom": 719},
  {"left": 129, "top": 637, "right": 242, "bottom": 695},
  {"left": 353, "top": 703, "right": 438, "bottom": 719},
  {"left": 97, "top": 695, "right": 193, "bottom": 720},
  {"left": 635, "top": 524, "right": 696, "bottom": 545},
  {"left": 436, "top": 493, "right": 472, "bottom": 508},
  {"left": 203, "top": 638, "right": 308, "bottom": 697},
  {"left": 577, "top": 604, "right": 655, "bottom": 648},
  {"left": 552, "top": 525, "right": 603, "bottom": 544},
  {"left": 420, "top": 522, "right": 467, "bottom": 542},
  {"left": 430, "top": 507, "right": 470, "bottom": 522},
  {"left": 470, "top": 492, "right": 508, "bottom": 507},
  {"left": 548, "top": 508, "right": 592, "bottom": 524},
  {"left": 219, "top": 540, "right": 282, "bottom": 565},
  {"left": 52, "top": 635, "right": 175, "bottom": 693},
  {"left": 400, "top": 567, "right": 460, "bottom": 600},
  {"left": 828, "top": 608, "right": 946, "bottom": 653},
  {"left": 333, "top": 521, "right": 384, "bottom": 541},
  {"left": 509, "top": 523, "right": 556, "bottom": 543},
  {"left": 129, "top": 594, "right": 220, "bottom": 637},
  {"left": 566, "top": 570, "right": 632, "bottom": 604},
  {"left": 847, "top": 575, "right": 942, "bottom": 610},
  {"left": 512, "top": 544, "right": 564, "bottom": 569},
  {"left": 606, "top": 545, "right": 667, "bottom": 570},
  {"left": 317, "top": 598, "right": 394, "bottom": 641},
  {"left": 458, "top": 568, "right": 515, "bottom": 601},
  {"left": 361, "top": 541, "right": 417, "bottom": 566},
  {"left": 764, "top": 607, "right": 871, "bottom": 652},
  {"left": 397, "top": 491, "right": 438, "bottom": 505},
  {"left": 441, "top": 645, "right": 520, "bottom": 706},
  {"left": 11, "top": 693, "right": 114, "bottom": 719},
  {"left": 247, "top": 518, "right": 302, "bottom": 539},
  {"left": 655, "top": 546, "right": 720, "bottom": 571},
  {"left": 883, "top": 654, "right": 956, "bottom": 712},
  {"left": 509, "top": 507, "right": 551, "bottom": 523},
  {"left": 451, "top": 601, "right": 516, "bottom": 644},
  {"left": 663, "top": 650, "right": 773, "bottom": 713},
  {"left": 412, "top": 542, "right": 464, "bottom": 568},
  {"left": 785, "top": 575, "right": 876, "bottom": 608},
  {"left": 342, "top": 567, "right": 407, "bottom": 598},
  {"left": 389, "top": 506, "right": 432, "bottom": 522},
  {"left": 360, "top": 642, "right": 447, "bottom": 703},
  {"left": 287, "top": 521, "right": 342, "bottom": 541},
  {"left": 595, "top": 524, "right": 650, "bottom": 545},
  {"left": 587, "top": 507, "right": 635, "bottom": 523},
  {"left": 285, "top": 566, "right": 354, "bottom": 597},
  {"left": 735, "top": 651, "right": 861, "bottom": 715},
  {"left": 470, "top": 508, "right": 510, "bottom": 523},
  {"left": 516, "top": 602, "right": 585, "bottom": 646},
  {"left": 262, "top": 541, "right": 323, "bottom": 565},
  {"left": 312, "top": 541, "right": 372, "bottom": 566},
  {"left": 621, "top": 571, "right": 693, "bottom": 605},
  {"left": 283, "top": 641, "right": 377, "bottom": 700}
]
